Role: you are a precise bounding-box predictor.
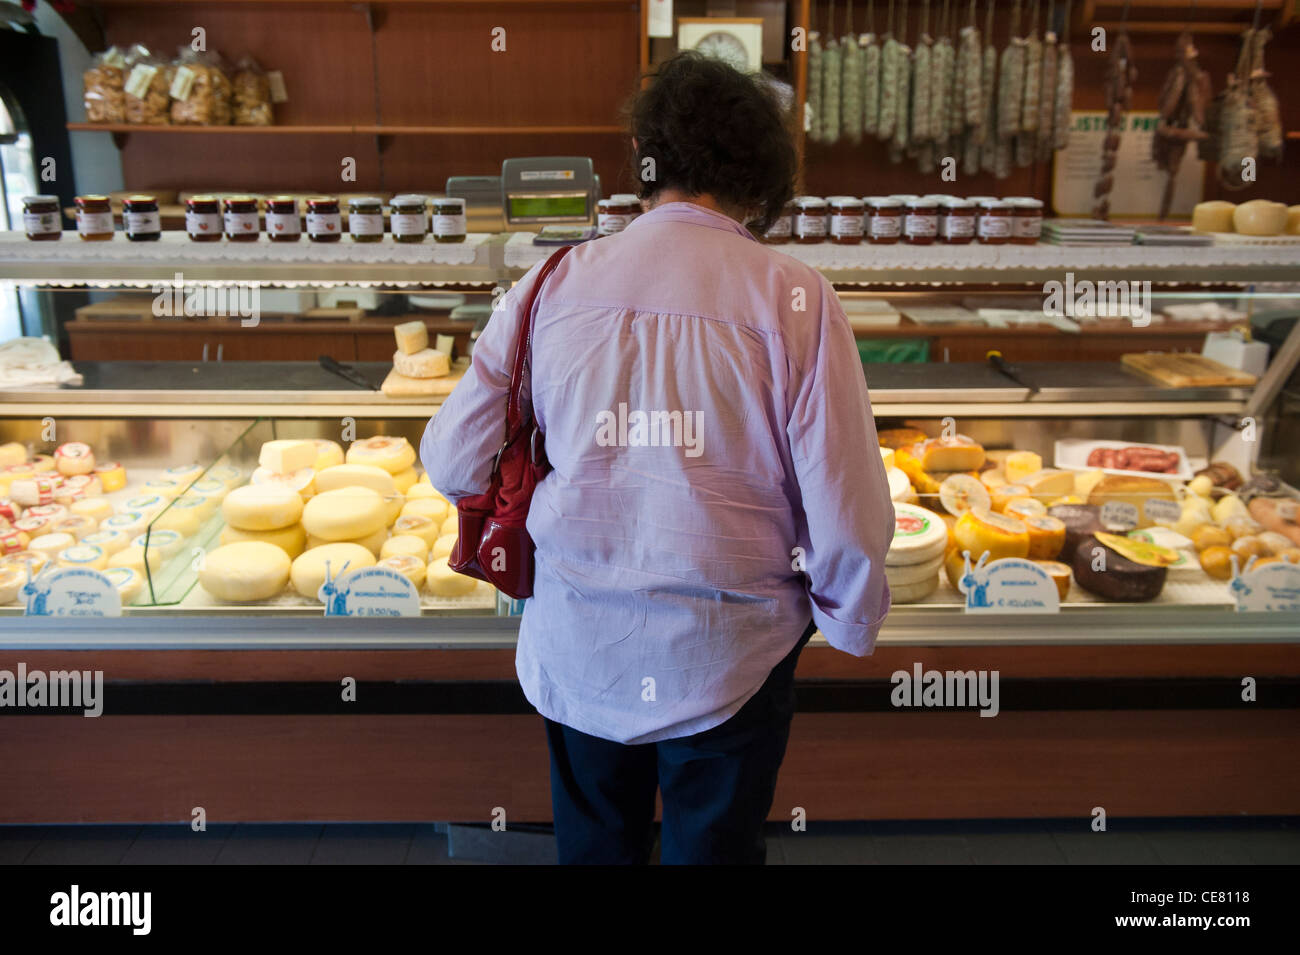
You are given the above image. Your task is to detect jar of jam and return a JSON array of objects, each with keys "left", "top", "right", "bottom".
[
  {"left": 306, "top": 197, "right": 342, "bottom": 242},
  {"left": 265, "top": 196, "right": 301, "bottom": 242},
  {"left": 794, "top": 196, "right": 828, "bottom": 243},
  {"left": 940, "top": 198, "right": 976, "bottom": 245},
  {"left": 122, "top": 195, "right": 161, "bottom": 242},
  {"left": 22, "top": 196, "right": 61, "bottom": 241},
  {"left": 905, "top": 198, "right": 939, "bottom": 245},
  {"left": 74, "top": 195, "right": 114, "bottom": 241},
  {"left": 829, "top": 196, "right": 865, "bottom": 245},
  {"left": 222, "top": 196, "right": 259, "bottom": 242},
  {"left": 432, "top": 198, "right": 467, "bottom": 243},
  {"left": 760, "top": 200, "right": 795, "bottom": 244},
  {"left": 1007, "top": 197, "right": 1043, "bottom": 245},
  {"left": 977, "top": 199, "right": 1013, "bottom": 244},
  {"left": 389, "top": 195, "right": 428, "bottom": 243},
  {"left": 185, "top": 195, "right": 222, "bottom": 242},
  {"left": 868, "top": 197, "right": 903, "bottom": 244},
  {"left": 348, "top": 197, "right": 384, "bottom": 242},
  {"left": 597, "top": 194, "right": 638, "bottom": 236}
]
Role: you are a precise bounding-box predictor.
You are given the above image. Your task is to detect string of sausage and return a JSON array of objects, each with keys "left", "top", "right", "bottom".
[
  {"left": 1035, "top": 0, "right": 1058, "bottom": 162},
  {"left": 822, "top": 0, "right": 843, "bottom": 144},
  {"left": 862, "top": 0, "right": 881, "bottom": 137},
  {"left": 842, "top": 0, "right": 864, "bottom": 143},
  {"left": 1053, "top": 0, "right": 1074, "bottom": 150},
  {"left": 1016, "top": 0, "right": 1042, "bottom": 166}
]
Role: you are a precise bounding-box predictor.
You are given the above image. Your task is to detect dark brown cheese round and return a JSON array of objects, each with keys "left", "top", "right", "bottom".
[{"left": 1071, "top": 535, "right": 1167, "bottom": 602}]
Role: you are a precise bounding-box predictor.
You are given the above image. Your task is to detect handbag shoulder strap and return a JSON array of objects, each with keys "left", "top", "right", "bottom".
[{"left": 506, "top": 244, "right": 572, "bottom": 430}]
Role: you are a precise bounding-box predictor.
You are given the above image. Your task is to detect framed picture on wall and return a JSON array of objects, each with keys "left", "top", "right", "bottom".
[{"left": 676, "top": 18, "right": 764, "bottom": 73}]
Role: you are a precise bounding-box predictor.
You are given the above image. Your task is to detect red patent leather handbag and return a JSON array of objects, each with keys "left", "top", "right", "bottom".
[{"left": 448, "top": 245, "right": 572, "bottom": 599}]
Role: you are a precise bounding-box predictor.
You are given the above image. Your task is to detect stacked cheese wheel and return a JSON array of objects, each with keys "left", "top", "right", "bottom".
[
  {"left": 390, "top": 321, "right": 452, "bottom": 386},
  {"left": 885, "top": 504, "right": 948, "bottom": 603}
]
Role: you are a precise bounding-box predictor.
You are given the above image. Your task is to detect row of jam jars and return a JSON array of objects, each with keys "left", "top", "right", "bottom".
[
  {"left": 182, "top": 196, "right": 468, "bottom": 243},
  {"left": 761, "top": 194, "right": 1043, "bottom": 246}
]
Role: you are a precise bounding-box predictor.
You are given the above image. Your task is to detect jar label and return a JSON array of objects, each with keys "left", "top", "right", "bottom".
[
  {"left": 1012, "top": 215, "right": 1042, "bottom": 239},
  {"left": 795, "top": 213, "right": 826, "bottom": 238},
  {"left": 831, "top": 214, "right": 864, "bottom": 238},
  {"left": 763, "top": 215, "right": 793, "bottom": 238},
  {"left": 186, "top": 211, "right": 221, "bottom": 236},
  {"left": 306, "top": 212, "right": 342, "bottom": 236},
  {"left": 979, "top": 215, "right": 1011, "bottom": 238},
  {"left": 905, "top": 213, "right": 937, "bottom": 237},
  {"left": 390, "top": 212, "right": 427, "bottom": 236},
  {"left": 941, "top": 215, "right": 974, "bottom": 238},
  {"left": 349, "top": 212, "right": 384, "bottom": 236},
  {"left": 870, "top": 215, "right": 901, "bottom": 238},
  {"left": 124, "top": 210, "right": 160, "bottom": 235},
  {"left": 265, "top": 210, "right": 301, "bottom": 235},
  {"left": 224, "top": 211, "right": 259, "bottom": 236},
  {"left": 597, "top": 213, "right": 633, "bottom": 235},
  {"left": 75, "top": 211, "right": 114, "bottom": 235},
  {"left": 432, "top": 213, "right": 466, "bottom": 237},
  {"left": 23, "top": 212, "right": 59, "bottom": 235}
]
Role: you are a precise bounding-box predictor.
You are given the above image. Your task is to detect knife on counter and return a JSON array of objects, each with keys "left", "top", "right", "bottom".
[
  {"left": 986, "top": 350, "right": 1039, "bottom": 396},
  {"left": 318, "top": 355, "right": 381, "bottom": 392}
]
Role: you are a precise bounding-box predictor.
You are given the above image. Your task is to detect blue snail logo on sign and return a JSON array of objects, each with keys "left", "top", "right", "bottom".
[
  {"left": 957, "top": 552, "right": 1061, "bottom": 614},
  {"left": 319, "top": 564, "right": 420, "bottom": 617},
  {"left": 1229, "top": 556, "right": 1300, "bottom": 613},
  {"left": 21, "top": 566, "right": 122, "bottom": 617}
]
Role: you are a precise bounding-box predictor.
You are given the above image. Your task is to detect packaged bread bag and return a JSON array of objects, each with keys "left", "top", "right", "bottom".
[
  {"left": 232, "top": 55, "right": 274, "bottom": 126},
  {"left": 83, "top": 46, "right": 127, "bottom": 124},
  {"left": 169, "top": 48, "right": 233, "bottom": 125},
  {"left": 123, "top": 44, "right": 171, "bottom": 125}
]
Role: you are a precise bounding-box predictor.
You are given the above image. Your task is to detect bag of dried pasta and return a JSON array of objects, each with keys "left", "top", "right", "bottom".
[
  {"left": 123, "top": 44, "right": 171, "bottom": 125},
  {"left": 233, "top": 55, "right": 274, "bottom": 126},
  {"left": 169, "top": 48, "right": 233, "bottom": 126},
  {"left": 83, "top": 46, "right": 127, "bottom": 124}
]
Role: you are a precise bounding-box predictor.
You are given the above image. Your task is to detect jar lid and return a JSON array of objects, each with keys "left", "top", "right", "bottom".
[
  {"left": 966, "top": 195, "right": 997, "bottom": 203},
  {"left": 22, "top": 195, "right": 58, "bottom": 204},
  {"left": 869, "top": 197, "right": 904, "bottom": 208},
  {"left": 1007, "top": 197, "right": 1044, "bottom": 209},
  {"left": 942, "top": 197, "right": 974, "bottom": 208},
  {"left": 188, "top": 194, "right": 217, "bottom": 203},
  {"left": 267, "top": 194, "right": 298, "bottom": 203},
  {"left": 76, "top": 194, "right": 109, "bottom": 203},
  {"left": 794, "top": 196, "right": 827, "bottom": 209},
  {"left": 306, "top": 196, "right": 339, "bottom": 206},
  {"left": 610, "top": 193, "right": 640, "bottom": 204},
  {"left": 390, "top": 194, "right": 427, "bottom": 206},
  {"left": 861, "top": 195, "right": 888, "bottom": 203},
  {"left": 124, "top": 194, "right": 156, "bottom": 203},
  {"left": 433, "top": 197, "right": 466, "bottom": 209},
  {"left": 889, "top": 194, "right": 920, "bottom": 201},
  {"left": 906, "top": 198, "right": 938, "bottom": 209},
  {"left": 829, "top": 196, "right": 865, "bottom": 209},
  {"left": 597, "top": 198, "right": 612, "bottom": 208},
  {"left": 347, "top": 196, "right": 383, "bottom": 207},
  {"left": 978, "top": 199, "right": 1012, "bottom": 209}
]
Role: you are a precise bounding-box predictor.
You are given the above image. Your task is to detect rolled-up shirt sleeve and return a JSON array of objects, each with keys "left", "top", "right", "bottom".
[
  {"left": 420, "top": 262, "right": 543, "bottom": 502},
  {"left": 786, "top": 278, "right": 894, "bottom": 655}
]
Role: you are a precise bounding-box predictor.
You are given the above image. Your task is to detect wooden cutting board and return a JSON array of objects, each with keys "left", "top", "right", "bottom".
[
  {"left": 380, "top": 363, "right": 466, "bottom": 397},
  {"left": 1121, "top": 352, "right": 1258, "bottom": 388}
]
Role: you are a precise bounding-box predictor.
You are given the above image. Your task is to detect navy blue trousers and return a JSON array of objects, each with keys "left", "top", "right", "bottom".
[{"left": 544, "top": 620, "right": 815, "bottom": 865}]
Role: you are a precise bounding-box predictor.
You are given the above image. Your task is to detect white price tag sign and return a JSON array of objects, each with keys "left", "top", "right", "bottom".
[{"left": 1101, "top": 501, "right": 1140, "bottom": 532}]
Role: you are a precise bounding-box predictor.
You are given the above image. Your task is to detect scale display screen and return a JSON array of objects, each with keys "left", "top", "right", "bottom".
[{"left": 507, "top": 192, "right": 589, "bottom": 221}]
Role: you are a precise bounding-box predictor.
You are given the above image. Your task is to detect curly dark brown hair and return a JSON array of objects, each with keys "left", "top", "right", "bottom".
[{"left": 626, "top": 52, "right": 797, "bottom": 234}]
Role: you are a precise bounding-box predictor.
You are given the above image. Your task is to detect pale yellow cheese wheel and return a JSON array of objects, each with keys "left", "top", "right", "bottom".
[
  {"left": 1233, "top": 199, "right": 1288, "bottom": 237},
  {"left": 153, "top": 497, "right": 208, "bottom": 537},
  {"left": 108, "top": 544, "right": 164, "bottom": 574},
  {"left": 312, "top": 439, "right": 345, "bottom": 471},
  {"left": 346, "top": 436, "right": 416, "bottom": 475},
  {"left": 312, "top": 463, "right": 396, "bottom": 496},
  {"left": 0, "top": 566, "right": 21, "bottom": 604},
  {"left": 425, "top": 556, "right": 476, "bottom": 597},
  {"left": 57, "top": 543, "right": 107, "bottom": 570},
  {"left": 29, "top": 532, "right": 75, "bottom": 559},
  {"left": 1288, "top": 205, "right": 1300, "bottom": 235},
  {"left": 392, "top": 467, "right": 418, "bottom": 494},
  {"left": 380, "top": 534, "right": 428, "bottom": 561},
  {"left": 1191, "top": 200, "right": 1235, "bottom": 233},
  {"left": 430, "top": 534, "right": 457, "bottom": 560},
  {"left": 199, "top": 541, "right": 291, "bottom": 602},
  {"left": 382, "top": 492, "right": 405, "bottom": 526},
  {"left": 440, "top": 512, "right": 459, "bottom": 537},
  {"left": 222, "top": 483, "right": 304, "bottom": 532},
  {"left": 302, "top": 486, "right": 387, "bottom": 541},
  {"left": 378, "top": 554, "right": 425, "bottom": 589},
  {"left": 219, "top": 522, "right": 308, "bottom": 559},
  {"left": 0, "top": 442, "right": 25, "bottom": 467},
  {"left": 70, "top": 497, "right": 114, "bottom": 524},
  {"left": 405, "top": 482, "right": 440, "bottom": 501},
  {"left": 306, "top": 524, "right": 387, "bottom": 557},
  {"left": 401, "top": 497, "right": 449, "bottom": 525},
  {"left": 392, "top": 514, "right": 439, "bottom": 547},
  {"left": 290, "top": 542, "right": 375, "bottom": 600},
  {"left": 82, "top": 529, "right": 129, "bottom": 556},
  {"left": 103, "top": 566, "right": 143, "bottom": 603}
]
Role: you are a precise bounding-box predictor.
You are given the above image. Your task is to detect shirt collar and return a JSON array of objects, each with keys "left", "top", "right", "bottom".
[{"left": 627, "top": 200, "right": 757, "bottom": 242}]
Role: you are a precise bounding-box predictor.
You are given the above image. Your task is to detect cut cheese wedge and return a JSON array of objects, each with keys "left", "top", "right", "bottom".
[
  {"left": 1019, "top": 469, "right": 1077, "bottom": 502},
  {"left": 953, "top": 507, "right": 1030, "bottom": 562}
]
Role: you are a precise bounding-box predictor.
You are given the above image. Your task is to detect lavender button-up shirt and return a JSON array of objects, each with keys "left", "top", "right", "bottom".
[{"left": 422, "top": 202, "right": 893, "bottom": 744}]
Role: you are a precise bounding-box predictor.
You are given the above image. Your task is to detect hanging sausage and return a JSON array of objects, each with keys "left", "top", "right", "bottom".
[
  {"left": 842, "top": 0, "right": 865, "bottom": 143},
  {"left": 1250, "top": 27, "right": 1283, "bottom": 161},
  {"left": 878, "top": 0, "right": 901, "bottom": 140},
  {"left": 978, "top": 0, "right": 999, "bottom": 173},
  {"left": 1053, "top": 0, "right": 1074, "bottom": 150},
  {"left": 1035, "top": 0, "right": 1059, "bottom": 161},
  {"left": 931, "top": 0, "right": 955, "bottom": 150},
  {"left": 1152, "top": 28, "right": 1210, "bottom": 220},
  {"left": 911, "top": 0, "right": 934, "bottom": 145},
  {"left": 892, "top": 0, "right": 913, "bottom": 157},
  {"left": 862, "top": 0, "right": 882, "bottom": 136},
  {"left": 807, "top": 2, "right": 825, "bottom": 143},
  {"left": 823, "top": 0, "right": 843, "bottom": 143},
  {"left": 1093, "top": 13, "right": 1136, "bottom": 219},
  {"left": 1016, "top": 0, "right": 1042, "bottom": 166}
]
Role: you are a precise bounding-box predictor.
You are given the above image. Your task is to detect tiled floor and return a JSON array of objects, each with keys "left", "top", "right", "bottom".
[{"left": 2, "top": 818, "right": 1298, "bottom": 865}]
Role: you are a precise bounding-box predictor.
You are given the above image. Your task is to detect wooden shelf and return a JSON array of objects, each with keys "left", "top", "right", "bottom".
[{"left": 69, "top": 123, "right": 625, "bottom": 135}]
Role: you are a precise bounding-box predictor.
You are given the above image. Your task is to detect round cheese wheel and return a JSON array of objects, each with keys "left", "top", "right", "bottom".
[
  {"left": 312, "top": 463, "right": 396, "bottom": 496},
  {"left": 1004, "top": 497, "right": 1048, "bottom": 522},
  {"left": 1073, "top": 535, "right": 1167, "bottom": 600},
  {"left": 107, "top": 544, "right": 163, "bottom": 574},
  {"left": 27, "top": 504, "right": 67, "bottom": 522},
  {"left": 30, "top": 454, "right": 55, "bottom": 473},
  {"left": 302, "top": 487, "right": 387, "bottom": 542},
  {"left": 0, "top": 565, "right": 25, "bottom": 604},
  {"left": 60, "top": 474, "right": 102, "bottom": 498},
  {"left": 101, "top": 511, "right": 148, "bottom": 539},
  {"left": 306, "top": 524, "right": 387, "bottom": 557},
  {"left": 1047, "top": 504, "right": 1104, "bottom": 559},
  {"left": 1033, "top": 560, "right": 1072, "bottom": 600},
  {"left": 222, "top": 484, "right": 304, "bottom": 532},
  {"left": 124, "top": 494, "right": 167, "bottom": 518},
  {"left": 380, "top": 534, "right": 428, "bottom": 561},
  {"left": 132, "top": 528, "right": 184, "bottom": 557},
  {"left": 13, "top": 516, "right": 49, "bottom": 538},
  {"left": 220, "top": 522, "right": 307, "bottom": 559},
  {"left": 1287, "top": 205, "right": 1300, "bottom": 236},
  {"left": 51, "top": 515, "right": 97, "bottom": 540},
  {"left": 440, "top": 513, "right": 460, "bottom": 537},
  {"left": 0, "top": 550, "right": 48, "bottom": 578},
  {"left": 347, "top": 437, "right": 416, "bottom": 475},
  {"left": 953, "top": 507, "right": 1030, "bottom": 562},
  {"left": 93, "top": 462, "right": 127, "bottom": 492},
  {"left": 393, "top": 347, "right": 451, "bottom": 379},
  {"left": 54, "top": 442, "right": 95, "bottom": 476},
  {"left": 162, "top": 464, "right": 204, "bottom": 486},
  {"left": 30, "top": 532, "right": 75, "bottom": 559},
  {"left": 290, "top": 543, "right": 375, "bottom": 600},
  {"left": 57, "top": 543, "right": 107, "bottom": 570},
  {"left": 393, "top": 514, "right": 440, "bottom": 547},
  {"left": 378, "top": 554, "right": 425, "bottom": 589},
  {"left": 190, "top": 478, "right": 228, "bottom": 501},
  {"left": 103, "top": 567, "right": 143, "bottom": 603},
  {"left": 154, "top": 497, "right": 209, "bottom": 537},
  {"left": 430, "top": 534, "right": 457, "bottom": 560},
  {"left": 1191, "top": 200, "right": 1235, "bottom": 233},
  {"left": 313, "top": 439, "right": 345, "bottom": 471},
  {"left": 889, "top": 573, "right": 940, "bottom": 603},
  {"left": 0, "top": 443, "right": 25, "bottom": 467},
  {"left": 70, "top": 497, "right": 114, "bottom": 524},
  {"left": 885, "top": 551, "right": 943, "bottom": 587},
  {"left": 990, "top": 483, "right": 1031, "bottom": 514},
  {"left": 251, "top": 466, "right": 316, "bottom": 500},
  {"left": 142, "top": 479, "right": 183, "bottom": 499},
  {"left": 400, "top": 497, "right": 449, "bottom": 525},
  {"left": 887, "top": 504, "right": 949, "bottom": 567},
  {"left": 208, "top": 465, "right": 243, "bottom": 490},
  {"left": 425, "top": 556, "right": 476, "bottom": 597},
  {"left": 200, "top": 541, "right": 292, "bottom": 602},
  {"left": 405, "top": 482, "right": 441, "bottom": 501},
  {"left": 887, "top": 467, "right": 912, "bottom": 501},
  {"left": 1025, "top": 515, "right": 1067, "bottom": 560},
  {"left": 392, "top": 467, "right": 418, "bottom": 494},
  {"left": 1233, "top": 199, "right": 1288, "bottom": 237},
  {"left": 82, "top": 529, "right": 129, "bottom": 556},
  {"left": 382, "top": 493, "right": 405, "bottom": 526}
]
